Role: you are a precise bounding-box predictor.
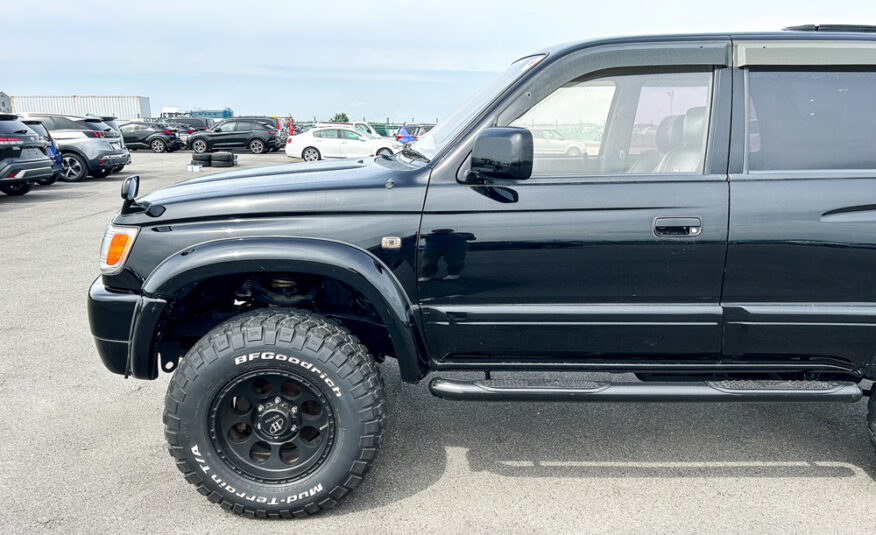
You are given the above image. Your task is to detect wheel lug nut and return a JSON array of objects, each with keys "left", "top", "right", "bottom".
[
  {"left": 257, "top": 405, "right": 264, "bottom": 412},
  {"left": 274, "top": 396, "right": 281, "bottom": 403}
]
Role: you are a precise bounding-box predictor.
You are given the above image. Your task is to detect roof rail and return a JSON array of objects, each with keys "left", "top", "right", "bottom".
[{"left": 784, "top": 24, "right": 876, "bottom": 32}]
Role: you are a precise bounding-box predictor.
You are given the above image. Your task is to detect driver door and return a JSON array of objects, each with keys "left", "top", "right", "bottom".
[
  {"left": 418, "top": 43, "right": 732, "bottom": 363},
  {"left": 211, "top": 121, "right": 237, "bottom": 147}
]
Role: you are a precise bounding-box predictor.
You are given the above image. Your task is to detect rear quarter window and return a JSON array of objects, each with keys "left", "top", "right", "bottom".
[{"left": 747, "top": 69, "right": 876, "bottom": 171}]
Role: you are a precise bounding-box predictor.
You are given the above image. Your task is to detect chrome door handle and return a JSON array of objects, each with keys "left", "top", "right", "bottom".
[{"left": 654, "top": 217, "right": 702, "bottom": 237}]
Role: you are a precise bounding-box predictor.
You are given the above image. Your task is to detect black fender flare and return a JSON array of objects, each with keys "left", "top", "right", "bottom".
[{"left": 134, "top": 237, "right": 426, "bottom": 382}]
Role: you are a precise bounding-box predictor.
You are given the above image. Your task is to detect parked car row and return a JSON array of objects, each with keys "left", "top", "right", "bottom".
[{"left": 0, "top": 112, "right": 132, "bottom": 195}]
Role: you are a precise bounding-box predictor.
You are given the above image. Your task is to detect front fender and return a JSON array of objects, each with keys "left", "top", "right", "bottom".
[{"left": 141, "top": 237, "right": 426, "bottom": 382}]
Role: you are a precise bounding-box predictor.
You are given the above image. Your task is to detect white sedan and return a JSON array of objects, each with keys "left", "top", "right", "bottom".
[{"left": 286, "top": 126, "right": 402, "bottom": 161}]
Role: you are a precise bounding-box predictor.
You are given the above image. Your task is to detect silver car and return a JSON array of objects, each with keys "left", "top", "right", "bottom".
[{"left": 16, "top": 113, "right": 130, "bottom": 181}]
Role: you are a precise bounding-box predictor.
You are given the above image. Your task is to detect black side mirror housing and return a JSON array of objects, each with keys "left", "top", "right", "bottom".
[{"left": 470, "top": 127, "right": 533, "bottom": 181}]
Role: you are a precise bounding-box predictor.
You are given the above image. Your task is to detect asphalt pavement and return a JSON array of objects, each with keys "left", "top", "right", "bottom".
[{"left": 1, "top": 151, "right": 874, "bottom": 534}]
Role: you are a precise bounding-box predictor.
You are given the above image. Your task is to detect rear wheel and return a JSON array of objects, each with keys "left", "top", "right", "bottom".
[
  {"left": 302, "top": 147, "right": 320, "bottom": 162},
  {"left": 163, "top": 308, "right": 385, "bottom": 518},
  {"left": 249, "top": 139, "right": 266, "bottom": 154},
  {"left": 151, "top": 138, "right": 167, "bottom": 153},
  {"left": 0, "top": 182, "right": 33, "bottom": 196},
  {"left": 60, "top": 153, "right": 88, "bottom": 182}
]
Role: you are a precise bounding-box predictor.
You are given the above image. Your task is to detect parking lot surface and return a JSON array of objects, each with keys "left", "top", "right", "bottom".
[{"left": 1, "top": 152, "right": 875, "bottom": 534}]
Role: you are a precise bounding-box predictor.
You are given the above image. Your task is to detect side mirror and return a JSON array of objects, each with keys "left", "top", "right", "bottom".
[
  {"left": 470, "top": 127, "right": 533, "bottom": 181},
  {"left": 121, "top": 175, "right": 139, "bottom": 201}
]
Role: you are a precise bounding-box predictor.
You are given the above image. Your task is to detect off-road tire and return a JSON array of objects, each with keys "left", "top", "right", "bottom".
[
  {"left": 868, "top": 392, "right": 876, "bottom": 452},
  {"left": 163, "top": 308, "right": 385, "bottom": 518}
]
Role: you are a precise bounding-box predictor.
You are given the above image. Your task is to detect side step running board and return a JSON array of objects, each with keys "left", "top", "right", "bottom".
[{"left": 429, "top": 378, "right": 862, "bottom": 403}]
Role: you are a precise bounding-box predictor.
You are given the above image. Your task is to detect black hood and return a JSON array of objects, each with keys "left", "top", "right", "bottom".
[{"left": 118, "top": 157, "right": 429, "bottom": 225}]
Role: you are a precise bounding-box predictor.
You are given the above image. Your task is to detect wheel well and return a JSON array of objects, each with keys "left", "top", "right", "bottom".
[
  {"left": 156, "top": 272, "right": 394, "bottom": 372},
  {"left": 302, "top": 146, "right": 318, "bottom": 158}
]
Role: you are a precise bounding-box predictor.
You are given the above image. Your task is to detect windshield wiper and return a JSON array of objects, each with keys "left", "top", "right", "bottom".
[{"left": 400, "top": 143, "right": 430, "bottom": 163}]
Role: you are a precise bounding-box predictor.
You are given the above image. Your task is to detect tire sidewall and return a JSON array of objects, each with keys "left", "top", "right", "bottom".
[
  {"left": 249, "top": 139, "right": 265, "bottom": 154},
  {"left": 170, "top": 338, "right": 367, "bottom": 510}
]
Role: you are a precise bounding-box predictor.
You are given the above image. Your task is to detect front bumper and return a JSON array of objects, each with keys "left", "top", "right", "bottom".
[{"left": 88, "top": 278, "right": 167, "bottom": 378}]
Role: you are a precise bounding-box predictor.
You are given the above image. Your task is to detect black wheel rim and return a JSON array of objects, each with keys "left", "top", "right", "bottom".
[{"left": 209, "top": 369, "right": 336, "bottom": 483}]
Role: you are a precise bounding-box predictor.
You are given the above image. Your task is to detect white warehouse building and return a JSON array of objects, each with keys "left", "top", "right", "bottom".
[{"left": 8, "top": 95, "right": 151, "bottom": 120}]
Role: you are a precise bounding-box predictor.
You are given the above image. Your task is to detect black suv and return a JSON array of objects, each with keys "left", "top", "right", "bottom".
[
  {"left": 188, "top": 119, "right": 280, "bottom": 154},
  {"left": 0, "top": 114, "right": 54, "bottom": 195},
  {"left": 89, "top": 27, "right": 876, "bottom": 518},
  {"left": 120, "top": 122, "right": 184, "bottom": 153}
]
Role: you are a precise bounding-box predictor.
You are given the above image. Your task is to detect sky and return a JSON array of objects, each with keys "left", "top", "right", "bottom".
[{"left": 4, "top": 0, "right": 876, "bottom": 122}]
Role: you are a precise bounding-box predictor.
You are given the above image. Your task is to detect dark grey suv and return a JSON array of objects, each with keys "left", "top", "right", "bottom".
[
  {"left": 17, "top": 113, "right": 130, "bottom": 181},
  {"left": 0, "top": 114, "right": 54, "bottom": 196}
]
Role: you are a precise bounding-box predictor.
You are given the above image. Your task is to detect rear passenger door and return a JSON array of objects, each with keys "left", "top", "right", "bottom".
[
  {"left": 418, "top": 42, "right": 733, "bottom": 362},
  {"left": 231, "top": 121, "right": 251, "bottom": 146},
  {"left": 313, "top": 129, "right": 342, "bottom": 157},
  {"left": 722, "top": 42, "right": 876, "bottom": 372}
]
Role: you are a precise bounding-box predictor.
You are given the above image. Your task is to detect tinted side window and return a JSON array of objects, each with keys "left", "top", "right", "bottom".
[
  {"left": 341, "top": 130, "right": 362, "bottom": 140},
  {"left": 747, "top": 69, "right": 876, "bottom": 171},
  {"left": 47, "top": 117, "right": 83, "bottom": 130},
  {"left": 0, "top": 119, "right": 30, "bottom": 134},
  {"left": 23, "top": 122, "right": 48, "bottom": 137},
  {"left": 313, "top": 129, "right": 337, "bottom": 139},
  {"left": 510, "top": 70, "right": 712, "bottom": 177},
  {"left": 33, "top": 117, "right": 55, "bottom": 130}
]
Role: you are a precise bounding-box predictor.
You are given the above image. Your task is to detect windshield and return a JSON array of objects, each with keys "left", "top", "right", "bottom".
[{"left": 408, "top": 54, "right": 545, "bottom": 160}]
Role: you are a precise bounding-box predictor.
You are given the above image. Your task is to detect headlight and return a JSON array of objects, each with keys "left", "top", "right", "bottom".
[{"left": 99, "top": 224, "right": 139, "bottom": 274}]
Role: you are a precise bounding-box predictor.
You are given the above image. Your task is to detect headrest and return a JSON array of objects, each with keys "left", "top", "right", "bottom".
[
  {"left": 655, "top": 114, "right": 683, "bottom": 152},
  {"left": 683, "top": 106, "right": 707, "bottom": 146}
]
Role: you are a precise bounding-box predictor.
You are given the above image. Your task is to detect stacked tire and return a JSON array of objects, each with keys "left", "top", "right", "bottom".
[
  {"left": 191, "top": 153, "right": 212, "bottom": 167},
  {"left": 212, "top": 152, "right": 236, "bottom": 168}
]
